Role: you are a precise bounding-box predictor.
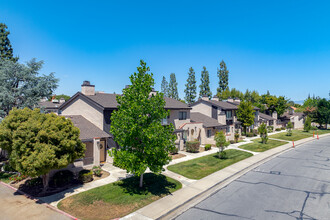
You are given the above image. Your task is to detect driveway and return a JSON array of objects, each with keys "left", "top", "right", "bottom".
[
  {"left": 0, "top": 183, "right": 72, "bottom": 220},
  {"left": 175, "top": 136, "right": 330, "bottom": 220}
]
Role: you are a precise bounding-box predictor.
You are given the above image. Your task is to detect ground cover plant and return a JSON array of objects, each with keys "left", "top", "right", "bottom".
[
  {"left": 167, "top": 149, "right": 252, "bottom": 180},
  {"left": 58, "top": 173, "right": 181, "bottom": 220}
]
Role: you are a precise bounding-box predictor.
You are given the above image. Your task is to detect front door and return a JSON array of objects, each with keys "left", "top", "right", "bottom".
[{"left": 99, "top": 140, "right": 106, "bottom": 162}]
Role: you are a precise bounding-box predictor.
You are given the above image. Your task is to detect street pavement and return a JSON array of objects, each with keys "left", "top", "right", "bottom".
[
  {"left": 175, "top": 136, "right": 330, "bottom": 220},
  {"left": 0, "top": 183, "right": 71, "bottom": 220}
]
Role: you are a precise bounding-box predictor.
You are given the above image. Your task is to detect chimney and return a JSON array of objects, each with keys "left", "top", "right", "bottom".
[
  {"left": 272, "top": 111, "right": 278, "bottom": 119},
  {"left": 201, "top": 95, "right": 209, "bottom": 101},
  {"left": 211, "top": 95, "right": 219, "bottom": 101},
  {"left": 59, "top": 98, "right": 66, "bottom": 104},
  {"left": 149, "top": 88, "right": 157, "bottom": 97},
  {"left": 81, "top": 81, "right": 95, "bottom": 96},
  {"left": 227, "top": 97, "right": 234, "bottom": 102},
  {"left": 234, "top": 97, "right": 241, "bottom": 103}
]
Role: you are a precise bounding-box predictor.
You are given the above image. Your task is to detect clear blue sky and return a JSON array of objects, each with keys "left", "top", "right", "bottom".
[{"left": 1, "top": 0, "right": 330, "bottom": 101}]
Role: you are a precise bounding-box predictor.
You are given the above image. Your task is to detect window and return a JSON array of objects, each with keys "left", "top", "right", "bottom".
[
  {"left": 161, "top": 118, "right": 168, "bottom": 125},
  {"left": 179, "top": 111, "right": 187, "bottom": 120},
  {"left": 226, "top": 127, "right": 230, "bottom": 133},
  {"left": 226, "top": 111, "right": 232, "bottom": 119},
  {"left": 207, "top": 129, "right": 212, "bottom": 138}
]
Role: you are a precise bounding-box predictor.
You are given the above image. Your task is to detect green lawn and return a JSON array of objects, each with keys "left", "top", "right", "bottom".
[
  {"left": 239, "top": 139, "right": 287, "bottom": 152},
  {"left": 269, "top": 129, "right": 330, "bottom": 141},
  {"left": 167, "top": 149, "right": 253, "bottom": 180},
  {"left": 58, "top": 173, "right": 181, "bottom": 220},
  {"left": 0, "top": 172, "right": 15, "bottom": 183}
]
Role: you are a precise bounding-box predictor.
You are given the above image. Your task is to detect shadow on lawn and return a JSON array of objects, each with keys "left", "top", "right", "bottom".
[{"left": 118, "top": 173, "right": 177, "bottom": 197}]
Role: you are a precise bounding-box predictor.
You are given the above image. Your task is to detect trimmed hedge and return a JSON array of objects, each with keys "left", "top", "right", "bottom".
[
  {"left": 275, "top": 128, "right": 281, "bottom": 131},
  {"left": 204, "top": 144, "right": 211, "bottom": 151},
  {"left": 229, "top": 140, "right": 235, "bottom": 144},
  {"left": 186, "top": 141, "right": 200, "bottom": 153},
  {"left": 78, "top": 169, "right": 93, "bottom": 183}
]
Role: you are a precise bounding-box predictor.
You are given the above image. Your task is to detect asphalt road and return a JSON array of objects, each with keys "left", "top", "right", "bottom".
[
  {"left": 176, "top": 136, "right": 330, "bottom": 220},
  {"left": 0, "top": 183, "right": 71, "bottom": 220}
]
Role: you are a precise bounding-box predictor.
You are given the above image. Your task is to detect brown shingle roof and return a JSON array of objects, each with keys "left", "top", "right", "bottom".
[
  {"left": 259, "top": 112, "right": 276, "bottom": 121},
  {"left": 227, "top": 101, "right": 260, "bottom": 110},
  {"left": 190, "top": 112, "right": 226, "bottom": 128},
  {"left": 65, "top": 115, "right": 111, "bottom": 141},
  {"left": 38, "top": 101, "right": 63, "bottom": 109}
]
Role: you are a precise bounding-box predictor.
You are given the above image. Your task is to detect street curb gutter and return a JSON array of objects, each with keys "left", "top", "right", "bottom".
[
  {"left": 0, "top": 181, "right": 79, "bottom": 220},
  {"left": 137, "top": 133, "right": 330, "bottom": 220}
]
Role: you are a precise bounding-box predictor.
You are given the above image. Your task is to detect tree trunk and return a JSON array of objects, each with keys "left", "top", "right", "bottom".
[
  {"left": 42, "top": 174, "right": 49, "bottom": 193},
  {"left": 139, "top": 173, "right": 144, "bottom": 188}
]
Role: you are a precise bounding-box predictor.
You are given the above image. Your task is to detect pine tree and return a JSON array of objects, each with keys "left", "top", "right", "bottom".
[
  {"left": 199, "top": 66, "right": 212, "bottom": 99},
  {"left": 184, "top": 67, "right": 197, "bottom": 104},
  {"left": 160, "top": 76, "right": 169, "bottom": 97},
  {"left": 168, "top": 73, "right": 179, "bottom": 100},
  {"left": 0, "top": 23, "right": 18, "bottom": 62},
  {"left": 217, "top": 60, "right": 229, "bottom": 94}
]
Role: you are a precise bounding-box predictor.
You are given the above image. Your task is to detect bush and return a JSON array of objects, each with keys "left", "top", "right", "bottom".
[
  {"left": 186, "top": 141, "right": 200, "bottom": 153},
  {"left": 2, "top": 162, "right": 16, "bottom": 172},
  {"left": 311, "top": 126, "right": 318, "bottom": 130},
  {"left": 9, "top": 173, "right": 27, "bottom": 183},
  {"left": 219, "top": 151, "right": 228, "bottom": 159},
  {"left": 92, "top": 166, "right": 102, "bottom": 177},
  {"left": 281, "top": 127, "right": 286, "bottom": 130},
  {"left": 78, "top": 169, "right": 93, "bottom": 183},
  {"left": 304, "top": 116, "right": 312, "bottom": 132},
  {"left": 267, "top": 126, "right": 274, "bottom": 133},
  {"left": 275, "top": 128, "right": 281, "bottom": 131},
  {"left": 246, "top": 132, "right": 254, "bottom": 137},
  {"left": 50, "top": 170, "right": 74, "bottom": 187},
  {"left": 204, "top": 144, "right": 211, "bottom": 151},
  {"left": 234, "top": 131, "right": 240, "bottom": 143},
  {"left": 170, "top": 147, "right": 179, "bottom": 155},
  {"left": 230, "top": 140, "right": 235, "bottom": 144}
]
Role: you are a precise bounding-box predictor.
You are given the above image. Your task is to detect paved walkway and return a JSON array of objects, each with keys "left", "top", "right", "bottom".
[
  {"left": 0, "top": 182, "right": 71, "bottom": 220},
  {"left": 124, "top": 133, "right": 330, "bottom": 220}
]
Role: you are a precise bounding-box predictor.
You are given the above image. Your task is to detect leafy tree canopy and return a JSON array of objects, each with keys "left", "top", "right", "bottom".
[
  {"left": 168, "top": 73, "right": 179, "bottom": 100},
  {"left": 0, "top": 59, "right": 58, "bottom": 118},
  {"left": 184, "top": 67, "right": 197, "bottom": 104},
  {"left": 0, "top": 108, "right": 85, "bottom": 191},
  {"left": 0, "top": 23, "right": 18, "bottom": 62},
  {"left": 110, "top": 60, "right": 176, "bottom": 187},
  {"left": 199, "top": 66, "right": 212, "bottom": 99},
  {"left": 48, "top": 94, "right": 71, "bottom": 102},
  {"left": 217, "top": 60, "right": 229, "bottom": 94},
  {"left": 236, "top": 101, "right": 255, "bottom": 133},
  {"left": 160, "top": 76, "right": 169, "bottom": 97}
]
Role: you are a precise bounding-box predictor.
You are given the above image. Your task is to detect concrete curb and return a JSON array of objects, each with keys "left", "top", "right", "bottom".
[
  {"left": 0, "top": 181, "right": 79, "bottom": 220},
  {"left": 131, "top": 133, "right": 330, "bottom": 220}
]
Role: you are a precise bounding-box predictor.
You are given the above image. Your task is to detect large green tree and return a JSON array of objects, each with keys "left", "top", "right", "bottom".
[
  {"left": 0, "top": 59, "right": 58, "bottom": 118},
  {"left": 160, "top": 76, "right": 169, "bottom": 97},
  {"left": 0, "top": 23, "right": 18, "bottom": 62},
  {"left": 199, "top": 66, "right": 212, "bottom": 99},
  {"left": 0, "top": 108, "right": 85, "bottom": 192},
  {"left": 217, "top": 60, "right": 229, "bottom": 95},
  {"left": 236, "top": 101, "right": 255, "bottom": 133},
  {"left": 184, "top": 67, "right": 197, "bottom": 104},
  {"left": 168, "top": 73, "right": 179, "bottom": 100},
  {"left": 313, "top": 98, "right": 330, "bottom": 128},
  {"left": 109, "top": 60, "right": 176, "bottom": 187}
]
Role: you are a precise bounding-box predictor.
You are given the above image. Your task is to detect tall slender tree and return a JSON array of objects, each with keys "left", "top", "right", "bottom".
[
  {"left": 184, "top": 67, "right": 197, "bottom": 104},
  {"left": 199, "top": 66, "right": 212, "bottom": 99},
  {"left": 168, "top": 73, "right": 179, "bottom": 100},
  {"left": 217, "top": 60, "right": 229, "bottom": 95},
  {"left": 160, "top": 76, "right": 169, "bottom": 97},
  {"left": 0, "top": 23, "right": 18, "bottom": 62}
]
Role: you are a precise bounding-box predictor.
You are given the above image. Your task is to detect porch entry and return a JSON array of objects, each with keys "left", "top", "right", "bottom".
[{"left": 100, "top": 140, "right": 106, "bottom": 162}]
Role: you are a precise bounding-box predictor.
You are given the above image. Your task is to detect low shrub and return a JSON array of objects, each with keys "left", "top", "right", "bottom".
[
  {"left": 170, "top": 147, "right": 179, "bottom": 155},
  {"left": 9, "top": 173, "right": 27, "bottom": 183},
  {"left": 50, "top": 170, "right": 74, "bottom": 187},
  {"left": 78, "top": 169, "right": 93, "bottom": 183},
  {"left": 281, "top": 127, "right": 286, "bottom": 130},
  {"left": 275, "top": 128, "right": 281, "bottom": 131},
  {"left": 267, "top": 126, "right": 274, "bottom": 133},
  {"left": 311, "top": 126, "right": 318, "bottom": 130},
  {"left": 246, "top": 132, "right": 254, "bottom": 137},
  {"left": 186, "top": 141, "right": 200, "bottom": 153},
  {"left": 229, "top": 140, "right": 235, "bottom": 144},
  {"left": 2, "top": 163, "right": 16, "bottom": 172},
  {"left": 204, "top": 144, "right": 211, "bottom": 151},
  {"left": 219, "top": 151, "right": 228, "bottom": 159},
  {"left": 26, "top": 177, "right": 43, "bottom": 187},
  {"left": 92, "top": 166, "right": 102, "bottom": 177}
]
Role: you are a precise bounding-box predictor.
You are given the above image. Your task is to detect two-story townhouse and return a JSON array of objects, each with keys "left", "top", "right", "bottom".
[
  {"left": 188, "top": 95, "right": 237, "bottom": 141},
  {"left": 279, "top": 106, "right": 305, "bottom": 129},
  {"left": 58, "top": 81, "right": 191, "bottom": 167}
]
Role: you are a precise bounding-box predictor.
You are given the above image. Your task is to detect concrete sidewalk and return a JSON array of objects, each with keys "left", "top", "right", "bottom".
[{"left": 124, "top": 133, "right": 330, "bottom": 220}]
